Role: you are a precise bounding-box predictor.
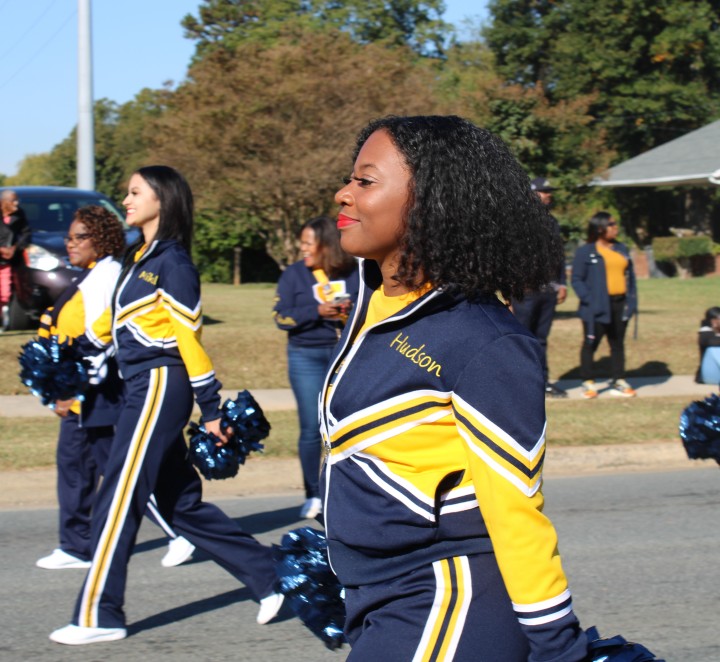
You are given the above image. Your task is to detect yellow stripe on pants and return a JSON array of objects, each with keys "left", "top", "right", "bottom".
[
  {"left": 79, "top": 367, "right": 166, "bottom": 627},
  {"left": 413, "top": 556, "right": 473, "bottom": 662}
]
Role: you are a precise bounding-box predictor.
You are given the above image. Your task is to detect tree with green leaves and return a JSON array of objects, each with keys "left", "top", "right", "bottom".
[
  {"left": 437, "top": 37, "right": 614, "bottom": 237},
  {"left": 5, "top": 153, "right": 56, "bottom": 186},
  {"left": 485, "top": 0, "right": 720, "bottom": 159},
  {"left": 151, "top": 24, "right": 437, "bottom": 269},
  {"left": 182, "top": 0, "right": 451, "bottom": 58},
  {"left": 7, "top": 90, "right": 171, "bottom": 203},
  {"left": 484, "top": 0, "right": 720, "bottom": 244}
]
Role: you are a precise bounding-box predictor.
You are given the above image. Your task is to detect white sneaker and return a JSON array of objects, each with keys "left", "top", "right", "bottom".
[
  {"left": 49, "top": 624, "right": 127, "bottom": 645},
  {"left": 256, "top": 592, "right": 284, "bottom": 624},
  {"left": 36, "top": 548, "right": 91, "bottom": 570},
  {"left": 299, "top": 497, "right": 322, "bottom": 519},
  {"left": 161, "top": 536, "right": 195, "bottom": 567},
  {"left": 609, "top": 379, "right": 637, "bottom": 398}
]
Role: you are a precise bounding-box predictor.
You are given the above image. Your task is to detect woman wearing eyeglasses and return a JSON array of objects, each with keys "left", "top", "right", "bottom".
[
  {"left": 34, "top": 206, "right": 127, "bottom": 570},
  {"left": 35, "top": 207, "right": 195, "bottom": 572},
  {"left": 571, "top": 211, "right": 638, "bottom": 399}
]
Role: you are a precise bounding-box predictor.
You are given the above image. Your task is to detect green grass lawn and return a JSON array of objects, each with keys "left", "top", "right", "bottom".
[
  {"left": 0, "top": 397, "right": 691, "bottom": 471},
  {"left": 2, "top": 277, "right": 717, "bottom": 394},
  {"left": 547, "top": 277, "right": 718, "bottom": 381},
  {"left": 1, "top": 277, "right": 714, "bottom": 470},
  {"left": 0, "top": 410, "right": 299, "bottom": 471}
]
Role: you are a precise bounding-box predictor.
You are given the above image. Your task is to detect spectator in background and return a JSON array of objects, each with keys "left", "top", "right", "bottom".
[
  {"left": 696, "top": 306, "right": 720, "bottom": 386},
  {"left": 273, "top": 216, "right": 358, "bottom": 519},
  {"left": 571, "top": 211, "right": 637, "bottom": 399},
  {"left": 510, "top": 177, "right": 568, "bottom": 398},
  {"left": 0, "top": 189, "right": 31, "bottom": 329}
]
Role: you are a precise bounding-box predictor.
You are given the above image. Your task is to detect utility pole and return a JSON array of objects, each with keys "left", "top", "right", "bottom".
[{"left": 77, "top": 0, "right": 94, "bottom": 190}]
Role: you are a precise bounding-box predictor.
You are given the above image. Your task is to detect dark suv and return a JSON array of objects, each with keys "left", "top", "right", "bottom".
[{"left": 1, "top": 186, "right": 134, "bottom": 330}]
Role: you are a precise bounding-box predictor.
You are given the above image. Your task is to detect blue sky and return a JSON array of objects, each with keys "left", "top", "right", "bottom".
[{"left": 0, "top": 1, "right": 488, "bottom": 177}]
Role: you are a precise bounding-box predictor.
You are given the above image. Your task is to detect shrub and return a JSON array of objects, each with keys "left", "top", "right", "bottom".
[
  {"left": 652, "top": 235, "right": 713, "bottom": 260},
  {"left": 652, "top": 235, "right": 715, "bottom": 277}
]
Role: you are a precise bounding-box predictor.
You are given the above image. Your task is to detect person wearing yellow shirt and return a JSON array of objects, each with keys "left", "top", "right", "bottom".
[
  {"left": 272, "top": 216, "right": 358, "bottom": 519},
  {"left": 322, "top": 116, "right": 589, "bottom": 661},
  {"left": 34, "top": 206, "right": 126, "bottom": 570},
  {"left": 571, "top": 212, "right": 638, "bottom": 398}
]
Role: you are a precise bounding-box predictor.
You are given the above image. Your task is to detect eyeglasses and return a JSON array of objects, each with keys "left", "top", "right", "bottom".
[
  {"left": 64, "top": 233, "right": 91, "bottom": 244},
  {"left": 63, "top": 233, "right": 92, "bottom": 244}
]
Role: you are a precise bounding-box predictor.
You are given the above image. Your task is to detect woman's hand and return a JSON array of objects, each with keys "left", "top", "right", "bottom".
[
  {"left": 204, "top": 417, "right": 233, "bottom": 446},
  {"left": 318, "top": 302, "right": 343, "bottom": 318},
  {"left": 53, "top": 398, "right": 75, "bottom": 418}
]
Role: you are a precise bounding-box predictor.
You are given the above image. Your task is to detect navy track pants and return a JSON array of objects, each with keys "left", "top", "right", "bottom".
[
  {"left": 344, "top": 553, "right": 530, "bottom": 661},
  {"left": 56, "top": 414, "right": 113, "bottom": 560},
  {"left": 72, "top": 365, "right": 277, "bottom": 628}
]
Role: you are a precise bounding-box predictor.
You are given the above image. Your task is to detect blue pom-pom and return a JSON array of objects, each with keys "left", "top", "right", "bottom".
[
  {"left": 18, "top": 336, "right": 89, "bottom": 407},
  {"left": 586, "top": 626, "right": 665, "bottom": 661},
  {"left": 220, "top": 390, "right": 269, "bottom": 460},
  {"left": 187, "top": 390, "right": 271, "bottom": 480},
  {"left": 187, "top": 423, "right": 241, "bottom": 480},
  {"left": 679, "top": 393, "right": 720, "bottom": 463},
  {"left": 273, "top": 527, "right": 346, "bottom": 651}
]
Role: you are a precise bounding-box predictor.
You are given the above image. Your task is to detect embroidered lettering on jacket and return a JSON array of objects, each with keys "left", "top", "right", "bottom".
[
  {"left": 390, "top": 332, "right": 442, "bottom": 377},
  {"left": 138, "top": 270, "right": 159, "bottom": 285}
]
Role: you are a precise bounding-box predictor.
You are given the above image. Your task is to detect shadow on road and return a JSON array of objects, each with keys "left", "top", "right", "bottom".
[
  {"left": 134, "top": 505, "right": 309, "bottom": 561},
  {"left": 128, "top": 587, "right": 254, "bottom": 634}
]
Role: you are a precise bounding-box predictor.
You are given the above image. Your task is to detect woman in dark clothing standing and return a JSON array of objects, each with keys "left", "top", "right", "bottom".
[
  {"left": 0, "top": 189, "right": 31, "bottom": 329},
  {"left": 273, "top": 216, "right": 358, "bottom": 519},
  {"left": 571, "top": 211, "right": 638, "bottom": 399}
]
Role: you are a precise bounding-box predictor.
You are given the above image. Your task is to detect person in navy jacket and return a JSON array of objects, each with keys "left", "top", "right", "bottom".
[
  {"left": 35, "top": 206, "right": 196, "bottom": 572},
  {"left": 571, "top": 212, "right": 638, "bottom": 399},
  {"left": 49, "top": 166, "right": 283, "bottom": 646},
  {"left": 322, "top": 115, "right": 589, "bottom": 661},
  {"left": 273, "top": 216, "right": 358, "bottom": 519}
]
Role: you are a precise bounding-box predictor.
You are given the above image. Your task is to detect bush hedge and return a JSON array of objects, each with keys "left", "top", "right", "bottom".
[{"left": 652, "top": 235, "right": 714, "bottom": 261}]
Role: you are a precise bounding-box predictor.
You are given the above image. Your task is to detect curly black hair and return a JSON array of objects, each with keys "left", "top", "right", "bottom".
[
  {"left": 352, "top": 115, "right": 564, "bottom": 301},
  {"left": 73, "top": 205, "right": 125, "bottom": 259},
  {"left": 300, "top": 216, "right": 356, "bottom": 278}
]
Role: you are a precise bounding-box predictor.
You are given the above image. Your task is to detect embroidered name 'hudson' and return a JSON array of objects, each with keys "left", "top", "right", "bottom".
[
  {"left": 390, "top": 332, "right": 442, "bottom": 377},
  {"left": 138, "top": 270, "right": 159, "bottom": 285}
]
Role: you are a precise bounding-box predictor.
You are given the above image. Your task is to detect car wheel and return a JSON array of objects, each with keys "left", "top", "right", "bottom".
[{"left": 6, "top": 296, "right": 32, "bottom": 331}]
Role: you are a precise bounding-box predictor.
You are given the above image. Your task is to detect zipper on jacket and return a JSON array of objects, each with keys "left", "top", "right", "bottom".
[{"left": 110, "top": 241, "right": 158, "bottom": 352}]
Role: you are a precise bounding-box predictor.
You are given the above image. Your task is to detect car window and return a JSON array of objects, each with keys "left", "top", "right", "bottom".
[{"left": 16, "top": 194, "right": 126, "bottom": 232}]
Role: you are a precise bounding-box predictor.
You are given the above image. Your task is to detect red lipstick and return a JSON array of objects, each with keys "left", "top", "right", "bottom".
[{"left": 337, "top": 213, "right": 358, "bottom": 229}]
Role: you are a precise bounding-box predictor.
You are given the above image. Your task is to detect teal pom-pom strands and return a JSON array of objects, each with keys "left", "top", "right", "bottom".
[
  {"left": 187, "top": 390, "right": 271, "bottom": 480},
  {"left": 18, "top": 336, "right": 89, "bottom": 407}
]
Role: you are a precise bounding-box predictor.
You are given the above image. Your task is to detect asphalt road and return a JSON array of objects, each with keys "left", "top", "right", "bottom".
[{"left": 2, "top": 467, "right": 719, "bottom": 661}]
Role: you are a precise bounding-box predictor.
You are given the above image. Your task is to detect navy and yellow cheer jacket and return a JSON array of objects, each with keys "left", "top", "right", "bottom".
[
  {"left": 39, "top": 255, "right": 123, "bottom": 427},
  {"left": 84, "top": 240, "right": 222, "bottom": 422},
  {"left": 320, "top": 259, "right": 587, "bottom": 661}
]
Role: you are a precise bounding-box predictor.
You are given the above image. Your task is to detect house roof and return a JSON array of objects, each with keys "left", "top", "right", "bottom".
[{"left": 593, "top": 119, "right": 720, "bottom": 187}]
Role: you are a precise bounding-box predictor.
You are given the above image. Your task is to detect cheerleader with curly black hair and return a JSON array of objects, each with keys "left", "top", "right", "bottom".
[{"left": 320, "top": 115, "right": 588, "bottom": 660}]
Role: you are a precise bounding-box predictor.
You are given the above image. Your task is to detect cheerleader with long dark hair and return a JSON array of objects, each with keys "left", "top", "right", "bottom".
[{"left": 50, "top": 166, "right": 283, "bottom": 646}]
